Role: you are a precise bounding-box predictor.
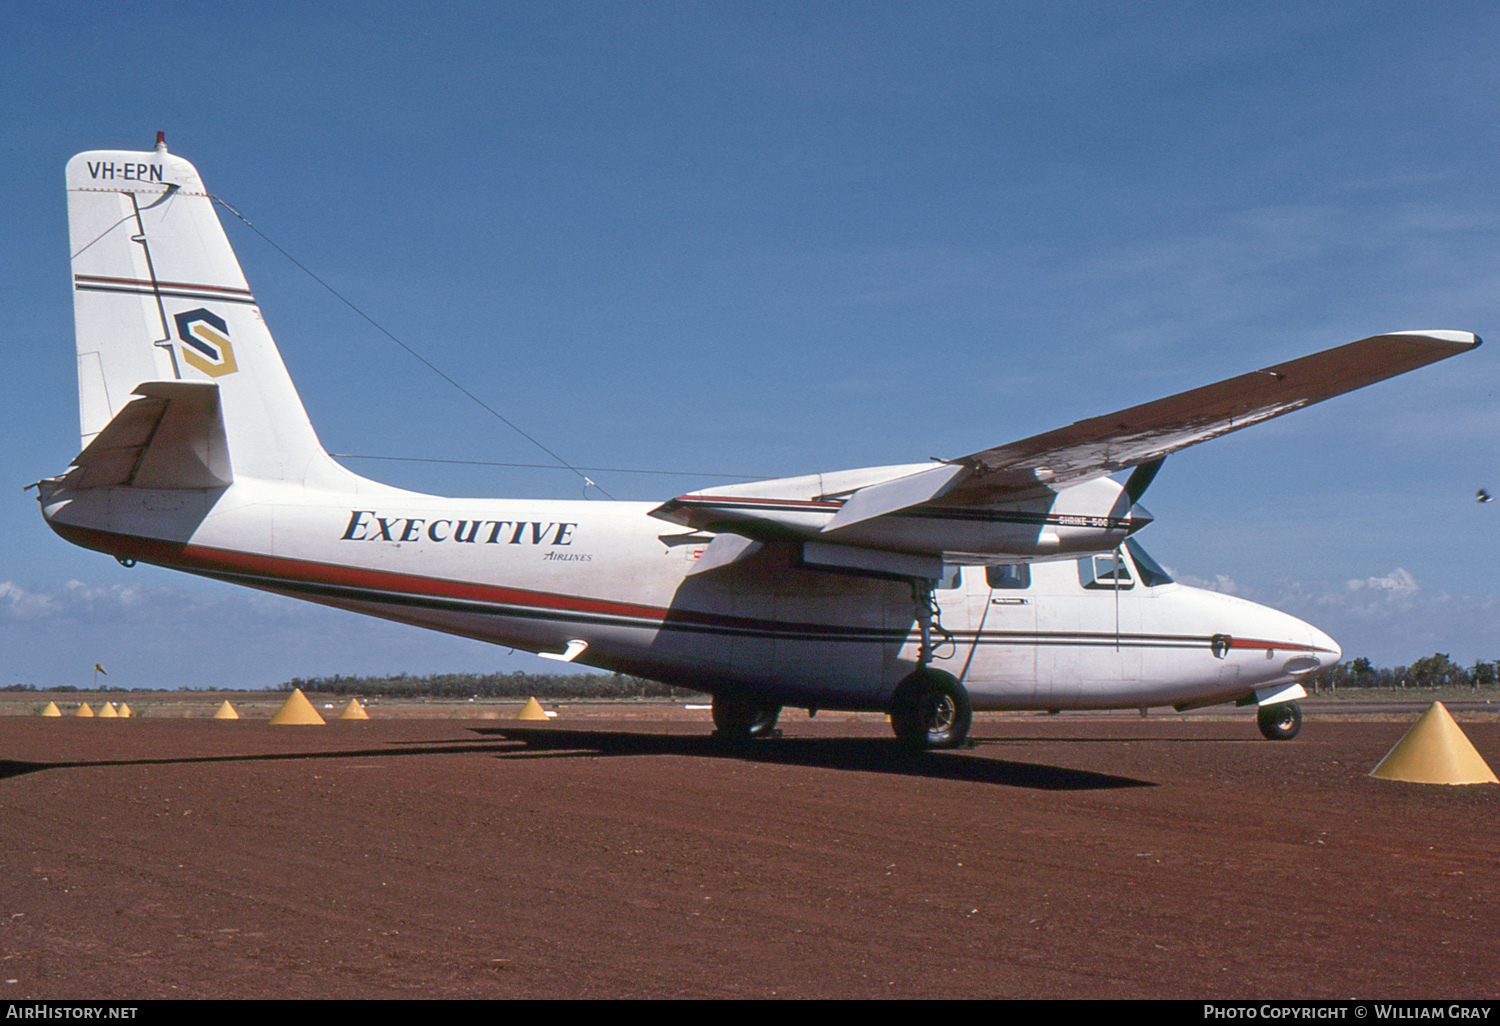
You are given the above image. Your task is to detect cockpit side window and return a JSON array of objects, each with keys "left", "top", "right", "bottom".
[
  {"left": 1079, "top": 551, "right": 1134, "bottom": 589},
  {"left": 985, "top": 564, "right": 1031, "bottom": 590}
]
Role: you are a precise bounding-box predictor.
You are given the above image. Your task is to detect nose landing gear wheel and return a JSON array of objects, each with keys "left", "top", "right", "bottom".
[
  {"left": 1257, "top": 701, "right": 1302, "bottom": 740},
  {"left": 889, "top": 669, "right": 972, "bottom": 750}
]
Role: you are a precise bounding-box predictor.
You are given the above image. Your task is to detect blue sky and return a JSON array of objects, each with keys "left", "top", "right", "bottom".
[{"left": 3, "top": 1, "right": 1499, "bottom": 688}]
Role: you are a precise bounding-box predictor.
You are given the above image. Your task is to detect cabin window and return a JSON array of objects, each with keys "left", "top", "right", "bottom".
[
  {"left": 1125, "top": 539, "right": 1174, "bottom": 587},
  {"left": 1079, "top": 551, "right": 1134, "bottom": 589},
  {"left": 985, "top": 564, "right": 1031, "bottom": 590},
  {"left": 937, "top": 566, "right": 963, "bottom": 590}
]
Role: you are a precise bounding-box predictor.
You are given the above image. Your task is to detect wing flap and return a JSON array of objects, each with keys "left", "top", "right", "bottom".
[
  {"left": 685, "top": 534, "right": 763, "bottom": 575},
  {"left": 819, "top": 461, "right": 971, "bottom": 533}
]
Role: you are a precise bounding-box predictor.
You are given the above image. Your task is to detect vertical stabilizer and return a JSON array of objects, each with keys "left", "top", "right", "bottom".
[{"left": 66, "top": 143, "right": 360, "bottom": 490}]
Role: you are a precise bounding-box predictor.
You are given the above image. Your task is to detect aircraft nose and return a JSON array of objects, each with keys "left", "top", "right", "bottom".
[
  {"left": 1310, "top": 624, "right": 1342, "bottom": 669},
  {"left": 1288, "top": 620, "right": 1340, "bottom": 676},
  {"left": 1275, "top": 616, "right": 1341, "bottom": 677}
]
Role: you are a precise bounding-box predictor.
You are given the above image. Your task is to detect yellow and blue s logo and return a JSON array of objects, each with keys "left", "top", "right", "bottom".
[{"left": 173, "top": 308, "right": 238, "bottom": 377}]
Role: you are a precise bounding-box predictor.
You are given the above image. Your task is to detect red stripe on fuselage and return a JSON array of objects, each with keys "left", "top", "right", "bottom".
[
  {"left": 47, "top": 522, "right": 671, "bottom": 623},
  {"left": 1226, "top": 636, "right": 1329, "bottom": 653}
]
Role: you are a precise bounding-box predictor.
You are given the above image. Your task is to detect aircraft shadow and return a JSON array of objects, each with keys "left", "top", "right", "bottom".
[
  {"left": 0, "top": 732, "right": 1158, "bottom": 791},
  {"left": 969, "top": 734, "right": 1264, "bottom": 745},
  {"left": 471, "top": 726, "right": 1155, "bottom": 791},
  {"left": 0, "top": 741, "right": 510, "bottom": 782}
]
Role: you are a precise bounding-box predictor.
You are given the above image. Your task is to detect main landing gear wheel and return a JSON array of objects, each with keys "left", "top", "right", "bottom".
[
  {"left": 711, "top": 694, "right": 782, "bottom": 740},
  {"left": 889, "top": 669, "right": 972, "bottom": 751},
  {"left": 1257, "top": 701, "right": 1302, "bottom": 741}
]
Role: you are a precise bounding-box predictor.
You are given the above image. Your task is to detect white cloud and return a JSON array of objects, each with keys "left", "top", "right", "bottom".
[
  {"left": 1176, "top": 572, "right": 1256, "bottom": 598},
  {"left": 1345, "top": 568, "right": 1419, "bottom": 598},
  {"left": 0, "top": 581, "right": 62, "bottom": 619},
  {"left": 0, "top": 578, "right": 181, "bottom": 622},
  {"left": 1177, "top": 567, "right": 1498, "bottom": 665}
]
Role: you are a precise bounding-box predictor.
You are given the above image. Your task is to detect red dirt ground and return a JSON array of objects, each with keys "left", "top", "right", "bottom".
[{"left": 0, "top": 708, "right": 1496, "bottom": 999}]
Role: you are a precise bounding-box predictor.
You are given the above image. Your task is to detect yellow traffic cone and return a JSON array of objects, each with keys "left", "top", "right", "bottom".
[
  {"left": 337, "top": 699, "right": 369, "bottom": 720},
  {"left": 1370, "top": 702, "right": 1498, "bottom": 785},
  {"left": 515, "top": 696, "right": 549, "bottom": 721},
  {"left": 98, "top": 702, "right": 118, "bottom": 718},
  {"left": 269, "top": 688, "right": 325, "bottom": 725},
  {"left": 118, "top": 703, "right": 132, "bottom": 718},
  {"left": 75, "top": 702, "right": 94, "bottom": 718},
  {"left": 212, "top": 700, "right": 239, "bottom": 720},
  {"left": 39, "top": 702, "right": 61, "bottom": 717}
]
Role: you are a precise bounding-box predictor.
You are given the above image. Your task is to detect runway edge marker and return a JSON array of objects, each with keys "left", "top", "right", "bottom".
[{"left": 1369, "top": 702, "right": 1498, "bottom": 785}]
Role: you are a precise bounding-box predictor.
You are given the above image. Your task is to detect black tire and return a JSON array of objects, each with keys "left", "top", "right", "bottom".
[
  {"left": 889, "top": 669, "right": 972, "bottom": 750},
  {"left": 1257, "top": 701, "right": 1302, "bottom": 741},
  {"left": 711, "top": 693, "right": 782, "bottom": 740}
]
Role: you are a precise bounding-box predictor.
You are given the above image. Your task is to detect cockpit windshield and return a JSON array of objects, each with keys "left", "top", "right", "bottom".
[{"left": 1124, "top": 538, "right": 1174, "bottom": 587}]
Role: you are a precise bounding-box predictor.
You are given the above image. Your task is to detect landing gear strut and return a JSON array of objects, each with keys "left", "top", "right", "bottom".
[
  {"left": 1257, "top": 701, "right": 1302, "bottom": 741},
  {"left": 888, "top": 578, "right": 972, "bottom": 750},
  {"left": 910, "top": 577, "right": 947, "bottom": 669}
]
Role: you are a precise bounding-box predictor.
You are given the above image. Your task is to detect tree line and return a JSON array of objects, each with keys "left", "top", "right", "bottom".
[
  {"left": 274, "top": 671, "right": 701, "bottom": 700},
  {"left": 1312, "top": 653, "right": 1498, "bottom": 691}
]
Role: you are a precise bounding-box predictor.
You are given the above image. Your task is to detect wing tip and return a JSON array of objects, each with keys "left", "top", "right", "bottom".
[{"left": 1387, "top": 330, "right": 1482, "bottom": 349}]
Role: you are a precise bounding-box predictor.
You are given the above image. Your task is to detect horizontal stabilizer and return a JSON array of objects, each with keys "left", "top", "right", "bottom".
[{"left": 66, "top": 381, "right": 231, "bottom": 489}]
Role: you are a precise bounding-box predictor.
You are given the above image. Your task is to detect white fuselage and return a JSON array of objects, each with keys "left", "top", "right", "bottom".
[{"left": 41, "top": 476, "right": 1339, "bottom": 711}]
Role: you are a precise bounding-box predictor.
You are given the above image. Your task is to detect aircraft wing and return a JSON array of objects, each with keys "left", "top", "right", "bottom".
[
  {"left": 823, "top": 329, "right": 1483, "bottom": 528},
  {"left": 656, "top": 331, "right": 1479, "bottom": 566},
  {"left": 944, "top": 330, "right": 1481, "bottom": 496}
]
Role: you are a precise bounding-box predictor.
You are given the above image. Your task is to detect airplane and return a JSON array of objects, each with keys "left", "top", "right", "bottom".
[{"left": 33, "top": 137, "right": 1481, "bottom": 750}]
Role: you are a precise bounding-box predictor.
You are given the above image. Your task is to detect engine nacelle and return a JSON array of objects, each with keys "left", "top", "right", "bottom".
[{"left": 652, "top": 470, "right": 1148, "bottom": 566}]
